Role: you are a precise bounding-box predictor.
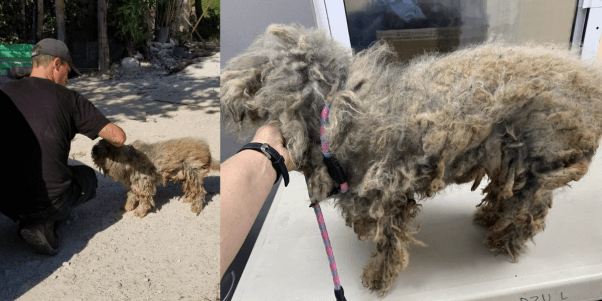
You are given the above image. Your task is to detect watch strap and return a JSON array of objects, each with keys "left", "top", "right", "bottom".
[{"left": 238, "top": 142, "right": 290, "bottom": 187}]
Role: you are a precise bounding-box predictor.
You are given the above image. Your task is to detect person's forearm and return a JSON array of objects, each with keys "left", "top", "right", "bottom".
[
  {"left": 98, "top": 123, "right": 126, "bottom": 146},
  {"left": 220, "top": 149, "right": 278, "bottom": 278}
]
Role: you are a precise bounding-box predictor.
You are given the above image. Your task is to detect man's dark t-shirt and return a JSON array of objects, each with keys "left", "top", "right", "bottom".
[{"left": 2, "top": 77, "right": 110, "bottom": 210}]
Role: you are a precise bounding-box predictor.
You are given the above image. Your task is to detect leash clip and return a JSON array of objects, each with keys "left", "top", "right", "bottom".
[{"left": 324, "top": 155, "right": 347, "bottom": 195}]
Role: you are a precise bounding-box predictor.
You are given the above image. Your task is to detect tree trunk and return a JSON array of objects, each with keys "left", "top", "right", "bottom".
[
  {"left": 21, "top": 0, "right": 26, "bottom": 43},
  {"left": 169, "top": 0, "right": 183, "bottom": 40},
  {"left": 55, "top": 0, "right": 66, "bottom": 42},
  {"left": 195, "top": 0, "right": 202, "bottom": 22},
  {"left": 143, "top": 0, "right": 156, "bottom": 59},
  {"left": 180, "top": 0, "right": 190, "bottom": 32},
  {"left": 98, "top": 0, "right": 110, "bottom": 73},
  {"left": 37, "top": 0, "right": 43, "bottom": 41}
]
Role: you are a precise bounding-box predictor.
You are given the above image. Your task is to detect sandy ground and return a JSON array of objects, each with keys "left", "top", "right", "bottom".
[{"left": 0, "top": 53, "right": 220, "bottom": 300}]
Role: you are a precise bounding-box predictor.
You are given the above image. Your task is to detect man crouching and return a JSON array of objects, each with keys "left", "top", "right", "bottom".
[{"left": 0, "top": 38, "right": 126, "bottom": 255}]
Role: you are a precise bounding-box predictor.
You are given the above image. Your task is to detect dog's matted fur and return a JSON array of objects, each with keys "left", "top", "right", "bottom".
[
  {"left": 221, "top": 24, "right": 602, "bottom": 295},
  {"left": 92, "top": 138, "right": 219, "bottom": 217}
]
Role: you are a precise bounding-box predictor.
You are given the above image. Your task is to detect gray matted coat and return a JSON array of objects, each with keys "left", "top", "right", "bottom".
[{"left": 221, "top": 24, "right": 602, "bottom": 296}]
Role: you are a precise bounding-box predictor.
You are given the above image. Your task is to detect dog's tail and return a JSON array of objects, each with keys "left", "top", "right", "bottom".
[{"left": 210, "top": 158, "right": 220, "bottom": 171}]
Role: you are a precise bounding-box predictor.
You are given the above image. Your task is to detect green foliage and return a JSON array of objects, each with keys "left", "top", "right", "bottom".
[
  {"left": 194, "top": 1, "right": 219, "bottom": 41},
  {"left": 0, "top": 0, "right": 25, "bottom": 44},
  {"left": 43, "top": 14, "right": 56, "bottom": 36},
  {"left": 201, "top": 0, "right": 220, "bottom": 10},
  {"left": 0, "top": 0, "right": 62, "bottom": 44},
  {"left": 156, "top": 0, "right": 178, "bottom": 28},
  {"left": 113, "top": 0, "right": 158, "bottom": 48}
]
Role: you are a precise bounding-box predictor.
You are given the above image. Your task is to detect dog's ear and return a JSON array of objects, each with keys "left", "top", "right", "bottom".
[
  {"left": 220, "top": 24, "right": 305, "bottom": 135},
  {"left": 220, "top": 68, "right": 265, "bottom": 133}
]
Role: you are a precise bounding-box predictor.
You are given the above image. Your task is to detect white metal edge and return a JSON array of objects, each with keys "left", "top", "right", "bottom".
[
  {"left": 572, "top": 0, "right": 587, "bottom": 55},
  {"left": 311, "top": 0, "right": 331, "bottom": 33},
  {"left": 323, "top": 0, "right": 352, "bottom": 49},
  {"left": 582, "top": 7, "right": 602, "bottom": 62},
  {"left": 583, "top": 0, "right": 602, "bottom": 8}
]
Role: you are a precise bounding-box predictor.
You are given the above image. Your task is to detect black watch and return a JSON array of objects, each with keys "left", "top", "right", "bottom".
[{"left": 238, "top": 142, "right": 290, "bottom": 187}]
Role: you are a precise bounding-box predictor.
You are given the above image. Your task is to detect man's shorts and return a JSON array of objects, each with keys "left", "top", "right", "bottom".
[{"left": 18, "top": 165, "right": 98, "bottom": 227}]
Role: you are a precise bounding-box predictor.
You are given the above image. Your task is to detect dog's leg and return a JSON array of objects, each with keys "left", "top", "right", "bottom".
[
  {"left": 131, "top": 179, "right": 157, "bottom": 218},
  {"left": 476, "top": 161, "right": 589, "bottom": 261},
  {"left": 476, "top": 183, "right": 550, "bottom": 262},
  {"left": 181, "top": 173, "right": 195, "bottom": 204},
  {"left": 359, "top": 199, "right": 424, "bottom": 296},
  {"left": 187, "top": 170, "right": 208, "bottom": 214},
  {"left": 124, "top": 190, "right": 139, "bottom": 212},
  {"left": 361, "top": 232, "right": 411, "bottom": 296}
]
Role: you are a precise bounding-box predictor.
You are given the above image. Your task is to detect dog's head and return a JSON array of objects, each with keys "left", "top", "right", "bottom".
[
  {"left": 91, "top": 139, "right": 139, "bottom": 176},
  {"left": 221, "top": 24, "right": 356, "bottom": 170}
]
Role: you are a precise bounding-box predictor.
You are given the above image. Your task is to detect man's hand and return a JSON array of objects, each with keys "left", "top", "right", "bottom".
[
  {"left": 99, "top": 123, "right": 126, "bottom": 147},
  {"left": 251, "top": 121, "right": 295, "bottom": 171}
]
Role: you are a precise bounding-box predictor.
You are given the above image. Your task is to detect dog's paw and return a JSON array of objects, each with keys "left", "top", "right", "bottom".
[
  {"left": 361, "top": 251, "right": 386, "bottom": 290},
  {"left": 484, "top": 224, "right": 529, "bottom": 263},
  {"left": 474, "top": 206, "right": 501, "bottom": 228},
  {"left": 190, "top": 203, "right": 203, "bottom": 214},
  {"left": 124, "top": 202, "right": 137, "bottom": 212},
  {"left": 133, "top": 207, "right": 150, "bottom": 218}
]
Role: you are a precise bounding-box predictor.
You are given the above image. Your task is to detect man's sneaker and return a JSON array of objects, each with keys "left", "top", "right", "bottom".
[{"left": 20, "top": 222, "right": 60, "bottom": 255}]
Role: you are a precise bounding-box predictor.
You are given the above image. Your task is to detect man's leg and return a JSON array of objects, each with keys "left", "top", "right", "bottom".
[{"left": 19, "top": 165, "right": 98, "bottom": 255}]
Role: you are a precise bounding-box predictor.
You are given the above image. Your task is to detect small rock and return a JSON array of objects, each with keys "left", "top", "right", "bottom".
[
  {"left": 145, "top": 117, "right": 157, "bottom": 123},
  {"left": 62, "top": 262, "right": 70, "bottom": 267},
  {"left": 161, "top": 39, "right": 175, "bottom": 49},
  {"left": 134, "top": 52, "right": 144, "bottom": 61},
  {"left": 151, "top": 41, "right": 174, "bottom": 50},
  {"left": 144, "top": 278, "right": 149, "bottom": 282},
  {"left": 121, "top": 57, "right": 140, "bottom": 69}
]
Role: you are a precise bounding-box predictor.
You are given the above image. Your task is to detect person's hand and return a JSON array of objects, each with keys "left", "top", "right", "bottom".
[{"left": 251, "top": 121, "right": 295, "bottom": 171}]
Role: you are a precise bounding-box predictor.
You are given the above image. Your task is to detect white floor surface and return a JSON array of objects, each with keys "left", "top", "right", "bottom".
[{"left": 233, "top": 152, "right": 602, "bottom": 301}]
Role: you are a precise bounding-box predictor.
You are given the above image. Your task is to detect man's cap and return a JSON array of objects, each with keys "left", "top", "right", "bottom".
[{"left": 31, "top": 38, "right": 81, "bottom": 75}]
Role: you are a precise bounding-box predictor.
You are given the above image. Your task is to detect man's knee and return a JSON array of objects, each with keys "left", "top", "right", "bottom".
[{"left": 70, "top": 165, "right": 98, "bottom": 203}]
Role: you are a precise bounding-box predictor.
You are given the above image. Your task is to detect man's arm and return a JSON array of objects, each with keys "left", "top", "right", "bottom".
[
  {"left": 220, "top": 122, "right": 294, "bottom": 278},
  {"left": 98, "top": 123, "right": 126, "bottom": 147}
]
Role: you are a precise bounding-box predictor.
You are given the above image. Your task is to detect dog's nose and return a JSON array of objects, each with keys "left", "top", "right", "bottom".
[{"left": 92, "top": 145, "right": 99, "bottom": 156}]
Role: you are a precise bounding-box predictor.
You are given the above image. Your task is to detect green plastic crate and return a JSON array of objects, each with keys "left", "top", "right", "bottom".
[{"left": 0, "top": 44, "right": 33, "bottom": 75}]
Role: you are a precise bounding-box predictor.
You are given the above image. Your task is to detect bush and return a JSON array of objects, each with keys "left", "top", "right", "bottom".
[
  {"left": 193, "top": 0, "right": 219, "bottom": 41},
  {"left": 113, "top": 0, "right": 157, "bottom": 54}
]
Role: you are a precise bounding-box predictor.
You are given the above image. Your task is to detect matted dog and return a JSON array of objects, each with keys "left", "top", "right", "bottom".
[
  {"left": 221, "top": 24, "right": 602, "bottom": 295},
  {"left": 92, "top": 138, "right": 219, "bottom": 217}
]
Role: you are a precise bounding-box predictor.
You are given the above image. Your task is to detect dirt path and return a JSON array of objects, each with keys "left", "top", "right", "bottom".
[{"left": 0, "top": 53, "right": 220, "bottom": 301}]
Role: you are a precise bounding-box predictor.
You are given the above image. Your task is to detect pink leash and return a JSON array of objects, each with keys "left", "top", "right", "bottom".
[{"left": 305, "top": 101, "right": 347, "bottom": 300}]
